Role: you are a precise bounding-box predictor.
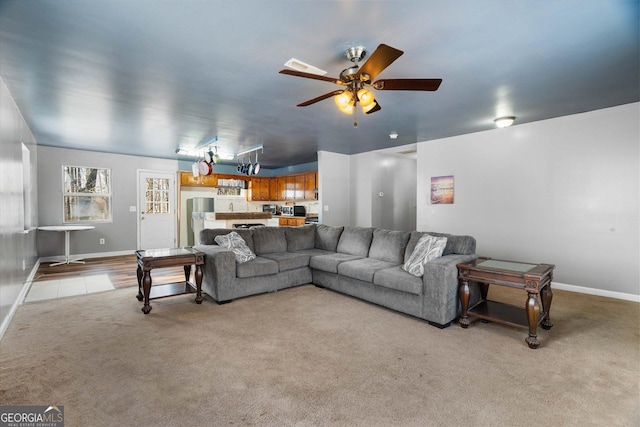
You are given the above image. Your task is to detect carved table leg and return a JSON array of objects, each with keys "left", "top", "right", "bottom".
[
  {"left": 183, "top": 265, "right": 192, "bottom": 293},
  {"left": 136, "top": 264, "right": 143, "bottom": 301},
  {"left": 525, "top": 292, "right": 540, "bottom": 348},
  {"left": 194, "top": 264, "right": 203, "bottom": 304},
  {"left": 540, "top": 283, "right": 554, "bottom": 330},
  {"left": 459, "top": 278, "right": 471, "bottom": 328},
  {"left": 142, "top": 270, "right": 152, "bottom": 314}
]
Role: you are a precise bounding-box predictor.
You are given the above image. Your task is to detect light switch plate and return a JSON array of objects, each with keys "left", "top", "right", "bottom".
[{"left": 129, "top": 206, "right": 137, "bottom": 212}]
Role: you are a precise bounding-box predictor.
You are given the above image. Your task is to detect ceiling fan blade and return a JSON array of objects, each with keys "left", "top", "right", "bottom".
[
  {"left": 297, "top": 90, "right": 345, "bottom": 107},
  {"left": 279, "top": 69, "right": 345, "bottom": 85},
  {"left": 372, "top": 78, "right": 443, "bottom": 91},
  {"left": 356, "top": 44, "right": 404, "bottom": 81}
]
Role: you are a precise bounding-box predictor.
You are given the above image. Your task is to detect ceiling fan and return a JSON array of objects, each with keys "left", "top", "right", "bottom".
[{"left": 279, "top": 44, "right": 442, "bottom": 126}]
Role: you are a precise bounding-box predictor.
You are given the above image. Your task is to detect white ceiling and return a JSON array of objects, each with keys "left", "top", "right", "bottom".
[{"left": 1, "top": 0, "right": 638, "bottom": 168}]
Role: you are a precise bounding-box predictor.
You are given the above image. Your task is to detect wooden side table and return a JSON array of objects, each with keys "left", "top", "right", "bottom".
[
  {"left": 457, "top": 257, "right": 555, "bottom": 349},
  {"left": 136, "top": 247, "right": 204, "bottom": 314}
]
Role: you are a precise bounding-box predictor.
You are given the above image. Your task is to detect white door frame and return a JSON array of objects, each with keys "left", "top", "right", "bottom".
[{"left": 136, "top": 169, "right": 178, "bottom": 250}]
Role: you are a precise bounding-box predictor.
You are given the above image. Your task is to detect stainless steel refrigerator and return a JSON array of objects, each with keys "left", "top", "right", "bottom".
[{"left": 186, "top": 197, "right": 215, "bottom": 246}]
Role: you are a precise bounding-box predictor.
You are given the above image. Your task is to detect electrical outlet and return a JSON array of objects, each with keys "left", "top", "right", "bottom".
[{"left": 100, "top": 238, "right": 105, "bottom": 245}]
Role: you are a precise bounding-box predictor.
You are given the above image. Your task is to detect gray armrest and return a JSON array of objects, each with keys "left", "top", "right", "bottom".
[
  {"left": 194, "top": 244, "right": 237, "bottom": 302},
  {"left": 422, "top": 253, "right": 478, "bottom": 325}
]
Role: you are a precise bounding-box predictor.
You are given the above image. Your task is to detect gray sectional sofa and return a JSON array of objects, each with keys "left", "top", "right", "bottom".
[{"left": 196, "top": 224, "right": 479, "bottom": 328}]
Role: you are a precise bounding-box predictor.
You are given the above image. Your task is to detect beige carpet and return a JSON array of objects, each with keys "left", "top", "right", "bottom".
[{"left": 1, "top": 284, "right": 638, "bottom": 426}]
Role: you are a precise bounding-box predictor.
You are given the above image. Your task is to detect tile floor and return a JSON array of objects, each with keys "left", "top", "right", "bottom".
[{"left": 25, "top": 274, "right": 115, "bottom": 302}]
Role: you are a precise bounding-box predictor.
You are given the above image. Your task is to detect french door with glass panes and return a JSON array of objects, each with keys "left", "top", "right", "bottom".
[{"left": 138, "top": 170, "right": 176, "bottom": 249}]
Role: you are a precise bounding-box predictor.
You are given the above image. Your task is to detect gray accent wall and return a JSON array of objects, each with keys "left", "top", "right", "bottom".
[
  {"left": 37, "top": 146, "right": 179, "bottom": 257},
  {"left": 0, "top": 77, "right": 38, "bottom": 334},
  {"left": 349, "top": 151, "right": 417, "bottom": 231},
  {"left": 416, "top": 103, "right": 639, "bottom": 297}
]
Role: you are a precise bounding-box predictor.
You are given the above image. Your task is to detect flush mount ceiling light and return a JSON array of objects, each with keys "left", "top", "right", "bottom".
[
  {"left": 389, "top": 131, "right": 398, "bottom": 139},
  {"left": 494, "top": 116, "right": 516, "bottom": 128}
]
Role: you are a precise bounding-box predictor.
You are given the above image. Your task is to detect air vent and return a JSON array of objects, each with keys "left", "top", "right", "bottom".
[{"left": 284, "top": 58, "right": 327, "bottom": 75}]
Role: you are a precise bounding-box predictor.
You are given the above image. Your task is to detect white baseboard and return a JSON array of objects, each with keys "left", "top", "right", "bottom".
[
  {"left": 39, "top": 250, "right": 136, "bottom": 263},
  {"left": 552, "top": 281, "right": 640, "bottom": 303},
  {"left": 0, "top": 259, "right": 40, "bottom": 343}
]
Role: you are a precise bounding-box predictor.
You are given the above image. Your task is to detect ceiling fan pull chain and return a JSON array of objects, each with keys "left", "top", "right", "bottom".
[{"left": 353, "top": 103, "right": 358, "bottom": 128}]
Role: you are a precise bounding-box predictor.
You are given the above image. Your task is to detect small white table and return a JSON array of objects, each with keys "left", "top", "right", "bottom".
[{"left": 38, "top": 225, "right": 95, "bottom": 266}]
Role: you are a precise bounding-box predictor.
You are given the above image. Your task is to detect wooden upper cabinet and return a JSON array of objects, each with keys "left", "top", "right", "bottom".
[
  {"left": 179, "top": 171, "right": 218, "bottom": 187},
  {"left": 249, "top": 177, "right": 270, "bottom": 201},
  {"left": 294, "top": 175, "right": 305, "bottom": 200},
  {"left": 304, "top": 171, "right": 317, "bottom": 200},
  {"left": 269, "top": 178, "right": 279, "bottom": 201},
  {"left": 179, "top": 170, "right": 317, "bottom": 201}
]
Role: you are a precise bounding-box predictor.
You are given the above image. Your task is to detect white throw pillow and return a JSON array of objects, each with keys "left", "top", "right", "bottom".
[
  {"left": 402, "top": 234, "right": 448, "bottom": 277},
  {"left": 214, "top": 231, "right": 256, "bottom": 263}
]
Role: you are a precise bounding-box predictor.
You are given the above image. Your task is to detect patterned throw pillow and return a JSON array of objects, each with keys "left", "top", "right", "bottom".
[
  {"left": 214, "top": 232, "right": 256, "bottom": 263},
  {"left": 402, "top": 234, "right": 448, "bottom": 277}
]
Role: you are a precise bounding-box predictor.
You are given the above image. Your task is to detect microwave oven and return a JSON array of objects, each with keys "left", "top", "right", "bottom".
[
  {"left": 293, "top": 205, "right": 306, "bottom": 217},
  {"left": 262, "top": 204, "right": 277, "bottom": 214},
  {"left": 281, "top": 206, "right": 294, "bottom": 216}
]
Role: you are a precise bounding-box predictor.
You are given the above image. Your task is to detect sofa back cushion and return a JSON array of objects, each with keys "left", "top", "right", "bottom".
[
  {"left": 404, "top": 231, "right": 476, "bottom": 262},
  {"left": 337, "top": 226, "right": 375, "bottom": 257},
  {"left": 285, "top": 224, "right": 316, "bottom": 251},
  {"left": 199, "top": 228, "right": 255, "bottom": 252},
  {"left": 315, "top": 224, "right": 344, "bottom": 252},
  {"left": 252, "top": 226, "right": 287, "bottom": 255},
  {"left": 368, "top": 229, "right": 410, "bottom": 264}
]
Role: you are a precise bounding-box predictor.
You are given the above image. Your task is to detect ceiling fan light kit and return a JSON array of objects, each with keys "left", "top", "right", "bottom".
[
  {"left": 494, "top": 116, "right": 516, "bottom": 128},
  {"left": 279, "top": 43, "right": 442, "bottom": 126}
]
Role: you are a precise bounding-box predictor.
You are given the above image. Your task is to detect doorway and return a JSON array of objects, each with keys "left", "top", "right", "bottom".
[{"left": 137, "top": 170, "right": 176, "bottom": 249}]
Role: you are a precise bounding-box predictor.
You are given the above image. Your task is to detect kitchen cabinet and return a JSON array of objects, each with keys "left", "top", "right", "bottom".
[
  {"left": 269, "top": 178, "right": 279, "bottom": 201},
  {"left": 294, "top": 175, "right": 305, "bottom": 200},
  {"left": 278, "top": 217, "right": 306, "bottom": 227},
  {"left": 276, "top": 177, "right": 286, "bottom": 201},
  {"left": 304, "top": 171, "right": 317, "bottom": 200},
  {"left": 180, "top": 171, "right": 218, "bottom": 187},
  {"left": 285, "top": 176, "right": 296, "bottom": 200},
  {"left": 248, "top": 177, "right": 270, "bottom": 201}
]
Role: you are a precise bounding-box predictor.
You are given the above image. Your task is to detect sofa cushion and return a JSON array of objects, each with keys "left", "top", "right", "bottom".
[
  {"left": 309, "top": 253, "right": 363, "bottom": 274},
  {"left": 285, "top": 224, "right": 316, "bottom": 252},
  {"left": 404, "top": 231, "right": 476, "bottom": 260},
  {"left": 315, "top": 224, "right": 344, "bottom": 252},
  {"left": 261, "top": 252, "right": 311, "bottom": 272},
  {"left": 252, "top": 226, "right": 287, "bottom": 255},
  {"left": 403, "top": 234, "right": 447, "bottom": 277},
  {"left": 338, "top": 258, "right": 397, "bottom": 283},
  {"left": 200, "top": 228, "right": 255, "bottom": 252},
  {"left": 368, "top": 229, "right": 410, "bottom": 264},
  {"left": 214, "top": 231, "right": 256, "bottom": 263},
  {"left": 373, "top": 266, "right": 423, "bottom": 296},
  {"left": 336, "top": 226, "right": 375, "bottom": 257},
  {"left": 236, "top": 256, "right": 279, "bottom": 278}
]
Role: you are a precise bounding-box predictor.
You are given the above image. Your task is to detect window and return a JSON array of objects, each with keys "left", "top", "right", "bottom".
[
  {"left": 144, "top": 177, "right": 170, "bottom": 214},
  {"left": 63, "top": 165, "right": 111, "bottom": 223}
]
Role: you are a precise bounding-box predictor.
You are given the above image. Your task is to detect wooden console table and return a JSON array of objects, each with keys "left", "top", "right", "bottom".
[
  {"left": 136, "top": 247, "right": 204, "bottom": 314},
  {"left": 457, "top": 257, "right": 555, "bottom": 349}
]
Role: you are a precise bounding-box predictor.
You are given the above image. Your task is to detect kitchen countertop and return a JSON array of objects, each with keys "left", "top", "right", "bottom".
[{"left": 215, "top": 212, "right": 272, "bottom": 220}]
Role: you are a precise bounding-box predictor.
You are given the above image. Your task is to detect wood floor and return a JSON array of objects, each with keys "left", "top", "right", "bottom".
[{"left": 34, "top": 255, "right": 188, "bottom": 289}]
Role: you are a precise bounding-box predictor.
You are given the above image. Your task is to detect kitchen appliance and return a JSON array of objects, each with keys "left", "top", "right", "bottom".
[
  {"left": 281, "top": 206, "right": 294, "bottom": 216},
  {"left": 294, "top": 205, "right": 306, "bottom": 217},
  {"left": 262, "top": 204, "right": 277, "bottom": 214},
  {"left": 187, "top": 197, "right": 215, "bottom": 246}
]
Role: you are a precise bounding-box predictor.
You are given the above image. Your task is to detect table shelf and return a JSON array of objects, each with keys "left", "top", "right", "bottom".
[{"left": 148, "top": 281, "right": 196, "bottom": 300}]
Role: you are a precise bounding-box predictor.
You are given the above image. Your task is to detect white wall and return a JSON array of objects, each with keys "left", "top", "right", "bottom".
[
  {"left": 37, "top": 146, "right": 179, "bottom": 256},
  {"left": 0, "top": 77, "right": 38, "bottom": 338},
  {"left": 417, "top": 103, "right": 639, "bottom": 297}
]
